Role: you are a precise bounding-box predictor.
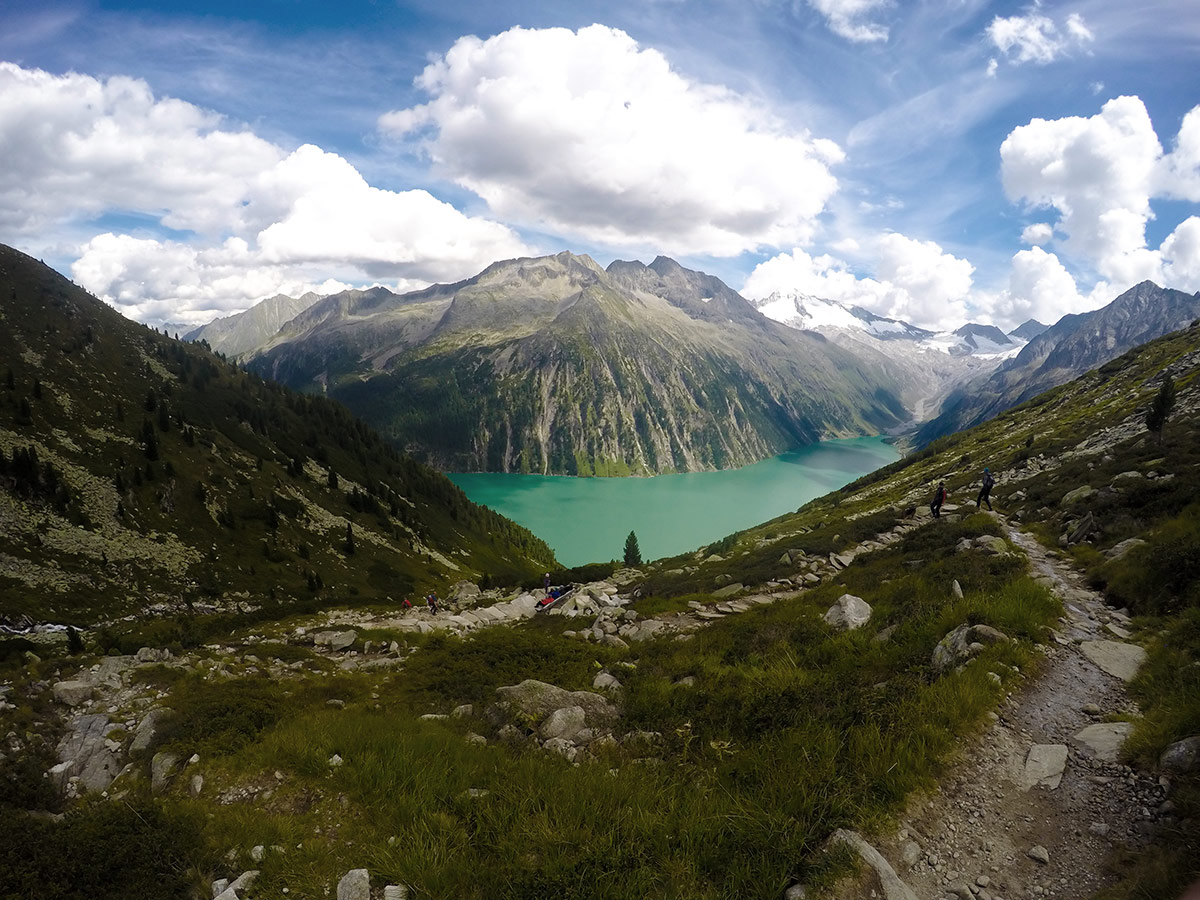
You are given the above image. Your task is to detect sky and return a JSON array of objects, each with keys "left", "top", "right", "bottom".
[{"left": 1, "top": 0, "right": 1199, "bottom": 332}]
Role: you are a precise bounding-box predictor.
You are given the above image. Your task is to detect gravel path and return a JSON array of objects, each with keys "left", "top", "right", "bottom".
[{"left": 837, "top": 515, "right": 1167, "bottom": 900}]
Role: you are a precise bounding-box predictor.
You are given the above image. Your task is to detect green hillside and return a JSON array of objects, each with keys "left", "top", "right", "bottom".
[{"left": 0, "top": 244, "right": 554, "bottom": 628}]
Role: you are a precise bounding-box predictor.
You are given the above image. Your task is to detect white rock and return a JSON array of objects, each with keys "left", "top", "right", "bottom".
[
  {"left": 542, "top": 737, "right": 578, "bottom": 761},
  {"left": 592, "top": 672, "right": 621, "bottom": 691},
  {"left": 539, "top": 706, "right": 586, "bottom": 742},
  {"left": 1073, "top": 722, "right": 1133, "bottom": 762},
  {"left": 1021, "top": 744, "right": 1068, "bottom": 790},
  {"left": 1081, "top": 640, "right": 1146, "bottom": 682},
  {"left": 823, "top": 594, "right": 872, "bottom": 631},
  {"left": 337, "top": 869, "right": 370, "bottom": 900},
  {"left": 52, "top": 681, "right": 93, "bottom": 707}
]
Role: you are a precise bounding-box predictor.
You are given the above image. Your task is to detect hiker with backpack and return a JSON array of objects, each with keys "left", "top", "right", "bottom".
[
  {"left": 930, "top": 481, "right": 947, "bottom": 518},
  {"left": 977, "top": 468, "right": 995, "bottom": 511}
]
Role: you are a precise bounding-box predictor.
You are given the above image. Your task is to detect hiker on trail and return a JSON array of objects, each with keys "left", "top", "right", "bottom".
[
  {"left": 426, "top": 592, "right": 439, "bottom": 614},
  {"left": 401, "top": 596, "right": 412, "bottom": 610},
  {"left": 976, "top": 468, "right": 995, "bottom": 511},
  {"left": 930, "top": 481, "right": 946, "bottom": 518},
  {"left": 543, "top": 572, "right": 551, "bottom": 594}
]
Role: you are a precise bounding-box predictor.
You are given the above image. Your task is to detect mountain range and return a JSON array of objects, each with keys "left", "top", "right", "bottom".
[
  {"left": 915, "top": 280, "right": 1200, "bottom": 445},
  {"left": 244, "top": 252, "right": 910, "bottom": 475},
  {"left": 186, "top": 252, "right": 1200, "bottom": 474}
]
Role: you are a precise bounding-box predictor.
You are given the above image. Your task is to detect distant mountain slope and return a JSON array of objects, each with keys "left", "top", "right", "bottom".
[
  {"left": 0, "top": 244, "right": 553, "bottom": 624},
  {"left": 247, "top": 252, "right": 909, "bottom": 475},
  {"left": 185, "top": 291, "right": 323, "bottom": 357},
  {"left": 748, "top": 290, "right": 1024, "bottom": 427},
  {"left": 915, "top": 281, "right": 1200, "bottom": 446},
  {"left": 1009, "top": 318, "right": 1048, "bottom": 341},
  {"left": 953, "top": 323, "right": 1014, "bottom": 353}
]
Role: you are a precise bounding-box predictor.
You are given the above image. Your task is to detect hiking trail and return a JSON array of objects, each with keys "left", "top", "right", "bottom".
[{"left": 834, "top": 512, "right": 1164, "bottom": 900}]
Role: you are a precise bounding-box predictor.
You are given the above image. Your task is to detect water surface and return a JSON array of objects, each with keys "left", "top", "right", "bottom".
[{"left": 449, "top": 437, "right": 899, "bottom": 567}]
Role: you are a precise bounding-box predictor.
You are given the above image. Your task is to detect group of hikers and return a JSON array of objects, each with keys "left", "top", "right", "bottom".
[
  {"left": 930, "top": 467, "right": 996, "bottom": 518},
  {"left": 401, "top": 574, "right": 568, "bottom": 616}
]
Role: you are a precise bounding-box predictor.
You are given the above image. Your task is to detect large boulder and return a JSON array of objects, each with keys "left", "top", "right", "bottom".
[
  {"left": 56, "top": 714, "right": 122, "bottom": 795},
  {"left": 1068, "top": 511, "right": 1098, "bottom": 545},
  {"left": 337, "top": 868, "right": 370, "bottom": 900},
  {"left": 823, "top": 594, "right": 872, "bottom": 631},
  {"left": 52, "top": 681, "right": 93, "bottom": 707},
  {"left": 314, "top": 630, "right": 357, "bottom": 651},
  {"left": 151, "top": 751, "right": 181, "bottom": 795},
  {"left": 494, "top": 680, "right": 618, "bottom": 729},
  {"left": 130, "top": 708, "right": 175, "bottom": 755},
  {"left": 1062, "top": 485, "right": 1096, "bottom": 505},
  {"left": 1159, "top": 735, "right": 1200, "bottom": 773},
  {"left": 539, "top": 706, "right": 586, "bottom": 741},
  {"left": 448, "top": 581, "right": 482, "bottom": 604},
  {"left": 1106, "top": 537, "right": 1146, "bottom": 560},
  {"left": 932, "top": 623, "right": 1009, "bottom": 672}
]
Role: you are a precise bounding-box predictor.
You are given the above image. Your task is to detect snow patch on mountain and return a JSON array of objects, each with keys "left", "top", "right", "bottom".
[{"left": 750, "top": 290, "right": 1026, "bottom": 359}]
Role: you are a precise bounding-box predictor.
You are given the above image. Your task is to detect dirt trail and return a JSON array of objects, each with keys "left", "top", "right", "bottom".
[{"left": 841, "top": 515, "right": 1167, "bottom": 900}]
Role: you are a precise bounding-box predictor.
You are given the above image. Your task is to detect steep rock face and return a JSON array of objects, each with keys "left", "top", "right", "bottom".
[
  {"left": 916, "top": 282, "right": 1200, "bottom": 445},
  {"left": 185, "top": 292, "right": 322, "bottom": 357},
  {"left": 249, "top": 253, "right": 909, "bottom": 475}
]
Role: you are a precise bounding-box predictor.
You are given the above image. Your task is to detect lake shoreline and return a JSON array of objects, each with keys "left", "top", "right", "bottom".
[{"left": 449, "top": 437, "right": 901, "bottom": 567}]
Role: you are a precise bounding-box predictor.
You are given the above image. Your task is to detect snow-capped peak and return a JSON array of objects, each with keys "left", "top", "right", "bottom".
[{"left": 751, "top": 290, "right": 1026, "bottom": 359}]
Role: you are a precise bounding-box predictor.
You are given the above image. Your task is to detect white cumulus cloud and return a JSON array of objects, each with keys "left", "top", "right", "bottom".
[
  {"left": 1021, "top": 223, "right": 1054, "bottom": 245},
  {"left": 1001, "top": 96, "right": 1164, "bottom": 287},
  {"left": 0, "top": 62, "right": 529, "bottom": 325},
  {"left": 379, "top": 24, "right": 843, "bottom": 257},
  {"left": 989, "top": 246, "right": 1100, "bottom": 326},
  {"left": 806, "top": 0, "right": 892, "bottom": 43},
  {"left": 0, "top": 61, "right": 282, "bottom": 237},
  {"left": 987, "top": 10, "right": 1094, "bottom": 66},
  {"left": 1161, "top": 216, "right": 1200, "bottom": 292},
  {"left": 1159, "top": 106, "right": 1200, "bottom": 202},
  {"left": 741, "top": 233, "right": 974, "bottom": 331}
]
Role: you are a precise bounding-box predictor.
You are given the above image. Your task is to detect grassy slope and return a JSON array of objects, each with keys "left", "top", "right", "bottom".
[
  {"left": 0, "top": 245, "right": 554, "bottom": 627},
  {"left": 1, "top": 289, "right": 1197, "bottom": 897}
]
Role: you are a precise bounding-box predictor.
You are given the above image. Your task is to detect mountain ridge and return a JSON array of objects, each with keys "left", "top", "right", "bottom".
[
  {"left": 246, "top": 252, "right": 910, "bottom": 475},
  {"left": 916, "top": 280, "right": 1200, "bottom": 445}
]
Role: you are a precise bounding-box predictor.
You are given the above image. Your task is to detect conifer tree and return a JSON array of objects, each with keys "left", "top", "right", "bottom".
[
  {"left": 1146, "top": 373, "right": 1177, "bottom": 442},
  {"left": 141, "top": 419, "right": 159, "bottom": 460},
  {"left": 623, "top": 530, "right": 642, "bottom": 567},
  {"left": 344, "top": 521, "right": 356, "bottom": 555}
]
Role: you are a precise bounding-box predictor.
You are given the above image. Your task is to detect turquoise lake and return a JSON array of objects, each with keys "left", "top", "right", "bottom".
[{"left": 449, "top": 436, "right": 900, "bottom": 567}]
